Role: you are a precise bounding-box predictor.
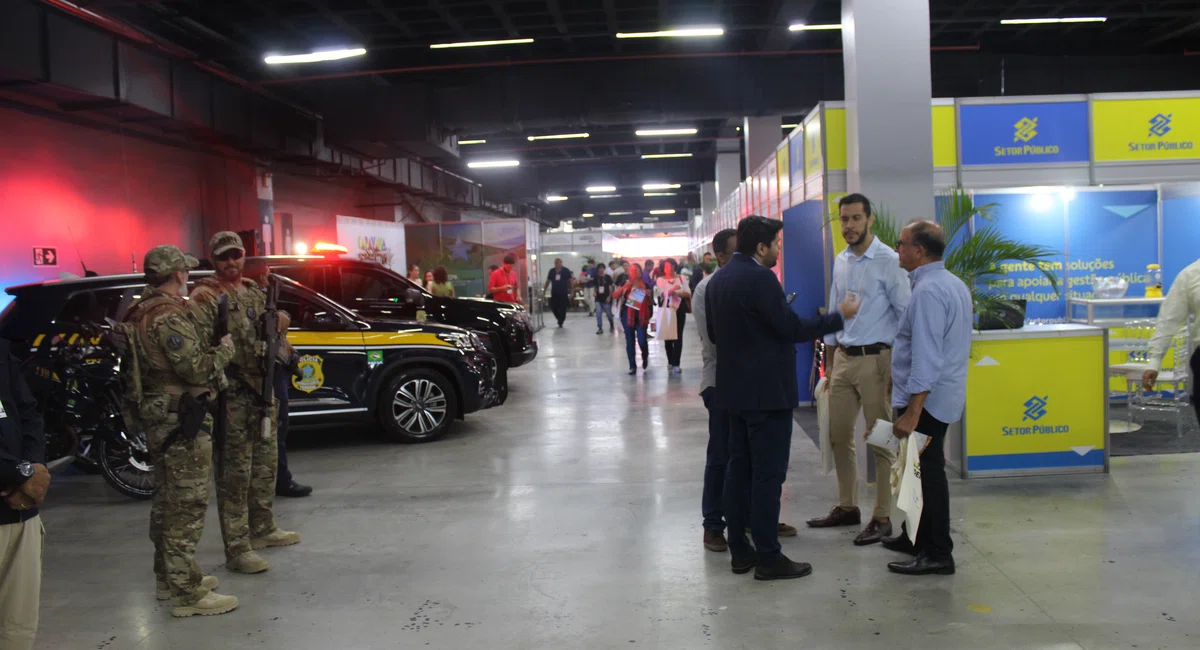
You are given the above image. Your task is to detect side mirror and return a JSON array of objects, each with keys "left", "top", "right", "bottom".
[
  {"left": 308, "top": 312, "right": 344, "bottom": 331},
  {"left": 406, "top": 288, "right": 426, "bottom": 308}
]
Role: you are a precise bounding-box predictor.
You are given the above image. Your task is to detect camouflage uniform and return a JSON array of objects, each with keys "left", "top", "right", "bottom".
[
  {"left": 124, "top": 247, "right": 233, "bottom": 607},
  {"left": 188, "top": 233, "right": 287, "bottom": 561}
]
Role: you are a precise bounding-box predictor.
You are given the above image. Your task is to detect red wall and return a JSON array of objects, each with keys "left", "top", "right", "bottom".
[{"left": 0, "top": 106, "right": 258, "bottom": 306}]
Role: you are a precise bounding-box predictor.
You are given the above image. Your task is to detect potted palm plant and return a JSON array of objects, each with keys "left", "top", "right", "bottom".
[{"left": 866, "top": 188, "right": 1061, "bottom": 322}]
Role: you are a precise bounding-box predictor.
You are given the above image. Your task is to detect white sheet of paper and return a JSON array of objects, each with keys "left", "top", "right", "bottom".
[{"left": 867, "top": 420, "right": 929, "bottom": 457}]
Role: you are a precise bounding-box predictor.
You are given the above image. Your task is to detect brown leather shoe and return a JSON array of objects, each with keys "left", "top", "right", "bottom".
[
  {"left": 703, "top": 530, "right": 729, "bottom": 552},
  {"left": 778, "top": 522, "right": 798, "bottom": 537},
  {"left": 806, "top": 506, "right": 862, "bottom": 528},
  {"left": 853, "top": 518, "right": 892, "bottom": 546}
]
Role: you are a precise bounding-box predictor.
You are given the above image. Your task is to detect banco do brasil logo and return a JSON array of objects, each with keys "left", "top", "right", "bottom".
[
  {"left": 1023, "top": 395, "right": 1048, "bottom": 421},
  {"left": 1013, "top": 117, "right": 1038, "bottom": 143},
  {"left": 1149, "top": 113, "right": 1172, "bottom": 138},
  {"left": 1003, "top": 395, "right": 1068, "bottom": 436}
]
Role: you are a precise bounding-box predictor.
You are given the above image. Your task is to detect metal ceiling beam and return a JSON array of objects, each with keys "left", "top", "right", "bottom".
[
  {"left": 932, "top": 0, "right": 979, "bottom": 39},
  {"left": 602, "top": 0, "right": 621, "bottom": 52},
  {"left": 430, "top": 0, "right": 469, "bottom": 40},
  {"left": 366, "top": 0, "right": 417, "bottom": 39},
  {"left": 488, "top": 0, "right": 520, "bottom": 39},
  {"left": 1144, "top": 13, "right": 1200, "bottom": 47}
]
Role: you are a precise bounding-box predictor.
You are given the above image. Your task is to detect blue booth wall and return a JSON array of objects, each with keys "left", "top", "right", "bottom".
[
  {"left": 1163, "top": 194, "right": 1200, "bottom": 292},
  {"left": 782, "top": 199, "right": 829, "bottom": 404},
  {"left": 974, "top": 188, "right": 1160, "bottom": 321}
]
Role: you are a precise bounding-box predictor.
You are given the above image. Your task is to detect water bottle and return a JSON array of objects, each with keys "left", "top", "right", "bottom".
[{"left": 1147, "top": 264, "right": 1163, "bottom": 298}]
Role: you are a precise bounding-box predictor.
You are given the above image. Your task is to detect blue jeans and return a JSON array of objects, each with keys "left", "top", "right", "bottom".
[
  {"left": 596, "top": 300, "right": 614, "bottom": 331},
  {"left": 701, "top": 388, "right": 739, "bottom": 533},
  {"left": 624, "top": 322, "right": 648, "bottom": 369},
  {"left": 725, "top": 409, "right": 793, "bottom": 565}
]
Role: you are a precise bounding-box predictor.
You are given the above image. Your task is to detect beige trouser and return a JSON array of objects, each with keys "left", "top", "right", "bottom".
[
  {"left": 0, "top": 515, "right": 43, "bottom": 650},
  {"left": 829, "top": 347, "right": 895, "bottom": 520}
]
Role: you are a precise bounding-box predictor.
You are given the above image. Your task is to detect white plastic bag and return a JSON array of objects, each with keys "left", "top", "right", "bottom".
[
  {"left": 815, "top": 377, "right": 834, "bottom": 475},
  {"left": 895, "top": 432, "right": 930, "bottom": 545},
  {"left": 655, "top": 306, "right": 678, "bottom": 340}
]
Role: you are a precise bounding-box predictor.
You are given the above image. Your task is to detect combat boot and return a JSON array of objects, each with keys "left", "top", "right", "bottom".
[
  {"left": 157, "top": 575, "right": 218, "bottom": 601},
  {"left": 226, "top": 551, "right": 270, "bottom": 574},
  {"left": 251, "top": 528, "right": 301, "bottom": 550},
  {"left": 171, "top": 591, "right": 239, "bottom": 618}
]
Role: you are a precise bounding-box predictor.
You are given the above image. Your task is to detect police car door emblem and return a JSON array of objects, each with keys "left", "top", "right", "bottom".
[{"left": 292, "top": 355, "right": 325, "bottom": 393}]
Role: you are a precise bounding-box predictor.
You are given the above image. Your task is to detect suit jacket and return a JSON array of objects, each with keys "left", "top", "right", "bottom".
[{"left": 705, "top": 253, "right": 844, "bottom": 412}]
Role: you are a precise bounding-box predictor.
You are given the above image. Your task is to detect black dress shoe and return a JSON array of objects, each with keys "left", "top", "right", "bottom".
[
  {"left": 754, "top": 554, "right": 813, "bottom": 581},
  {"left": 881, "top": 532, "right": 918, "bottom": 556},
  {"left": 276, "top": 480, "right": 313, "bottom": 498},
  {"left": 730, "top": 548, "right": 758, "bottom": 574},
  {"left": 888, "top": 553, "right": 955, "bottom": 576}
]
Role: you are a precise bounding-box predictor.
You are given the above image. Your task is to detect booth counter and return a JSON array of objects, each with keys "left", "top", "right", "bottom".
[{"left": 947, "top": 324, "right": 1109, "bottom": 478}]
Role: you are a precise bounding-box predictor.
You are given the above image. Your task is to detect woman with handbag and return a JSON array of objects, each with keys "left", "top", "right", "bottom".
[
  {"left": 655, "top": 259, "right": 691, "bottom": 374},
  {"left": 614, "top": 263, "right": 652, "bottom": 375}
]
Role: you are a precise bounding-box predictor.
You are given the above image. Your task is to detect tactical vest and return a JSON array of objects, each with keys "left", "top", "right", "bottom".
[
  {"left": 123, "top": 292, "right": 197, "bottom": 401},
  {"left": 194, "top": 276, "right": 265, "bottom": 390}
]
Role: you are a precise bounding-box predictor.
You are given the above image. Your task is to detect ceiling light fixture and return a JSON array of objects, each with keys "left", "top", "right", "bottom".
[
  {"left": 644, "top": 192, "right": 677, "bottom": 197},
  {"left": 457, "top": 139, "right": 487, "bottom": 145},
  {"left": 616, "top": 27, "right": 724, "bottom": 39},
  {"left": 642, "top": 183, "right": 682, "bottom": 190},
  {"left": 582, "top": 213, "right": 595, "bottom": 217},
  {"left": 636, "top": 128, "right": 699, "bottom": 137},
  {"left": 527, "top": 133, "right": 590, "bottom": 141},
  {"left": 781, "top": 124, "right": 799, "bottom": 129},
  {"left": 546, "top": 195, "right": 568, "bottom": 202},
  {"left": 430, "top": 38, "right": 534, "bottom": 49},
  {"left": 1000, "top": 17, "right": 1106, "bottom": 25},
  {"left": 788, "top": 24, "right": 842, "bottom": 31},
  {"left": 467, "top": 160, "right": 520, "bottom": 168},
  {"left": 589, "top": 194, "right": 621, "bottom": 199},
  {"left": 264, "top": 48, "right": 367, "bottom": 65},
  {"left": 609, "top": 211, "right": 633, "bottom": 216},
  {"left": 650, "top": 209, "right": 677, "bottom": 215},
  {"left": 641, "top": 153, "right": 693, "bottom": 159},
  {"left": 586, "top": 186, "right": 617, "bottom": 193}
]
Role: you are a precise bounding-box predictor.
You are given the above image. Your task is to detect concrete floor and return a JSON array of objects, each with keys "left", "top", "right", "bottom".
[{"left": 36, "top": 313, "right": 1200, "bottom": 649}]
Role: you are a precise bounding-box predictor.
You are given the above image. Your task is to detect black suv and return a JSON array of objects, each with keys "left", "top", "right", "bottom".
[
  {"left": 253, "top": 256, "right": 538, "bottom": 370},
  {"left": 2, "top": 273, "right": 502, "bottom": 443}
]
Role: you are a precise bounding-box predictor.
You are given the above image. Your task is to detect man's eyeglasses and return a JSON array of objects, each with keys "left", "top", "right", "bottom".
[
  {"left": 214, "top": 249, "right": 244, "bottom": 262},
  {"left": 896, "top": 239, "right": 914, "bottom": 249}
]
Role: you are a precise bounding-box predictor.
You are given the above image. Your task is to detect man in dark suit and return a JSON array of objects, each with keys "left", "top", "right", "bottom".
[{"left": 706, "top": 215, "right": 858, "bottom": 581}]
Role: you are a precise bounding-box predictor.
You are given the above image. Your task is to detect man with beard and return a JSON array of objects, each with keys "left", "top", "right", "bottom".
[
  {"left": 807, "top": 194, "right": 911, "bottom": 547},
  {"left": 189, "top": 232, "right": 299, "bottom": 575},
  {"left": 705, "top": 215, "right": 857, "bottom": 581}
]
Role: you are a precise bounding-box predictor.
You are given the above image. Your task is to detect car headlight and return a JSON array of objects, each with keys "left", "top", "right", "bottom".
[{"left": 437, "top": 332, "right": 478, "bottom": 350}]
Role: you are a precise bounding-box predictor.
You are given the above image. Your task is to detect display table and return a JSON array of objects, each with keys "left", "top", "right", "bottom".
[{"left": 951, "top": 324, "right": 1109, "bottom": 478}]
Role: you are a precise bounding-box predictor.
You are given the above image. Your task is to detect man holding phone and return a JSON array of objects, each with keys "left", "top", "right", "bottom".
[{"left": 806, "top": 194, "right": 912, "bottom": 547}]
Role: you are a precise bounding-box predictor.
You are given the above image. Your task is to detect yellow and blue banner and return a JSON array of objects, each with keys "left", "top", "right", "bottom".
[
  {"left": 804, "top": 115, "right": 823, "bottom": 178},
  {"left": 788, "top": 132, "right": 805, "bottom": 191},
  {"left": 960, "top": 102, "right": 1090, "bottom": 165},
  {"left": 1093, "top": 97, "right": 1200, "bottom": 162},
  {"left": 966, "top": 335, "right": 1106, "bottom": 473}
]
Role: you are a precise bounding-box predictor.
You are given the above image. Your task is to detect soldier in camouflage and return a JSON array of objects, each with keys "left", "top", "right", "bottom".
[
  {"left": 188, "top": 232, "right": 300, "bottom": 575},
  {"left": 122, "top": 245, "right": 239, "bottom": 618}
]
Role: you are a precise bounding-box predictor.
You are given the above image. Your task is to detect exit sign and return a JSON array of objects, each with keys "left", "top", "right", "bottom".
[{"left": 33, "top": 247, "right": 58, "bottom": 267}]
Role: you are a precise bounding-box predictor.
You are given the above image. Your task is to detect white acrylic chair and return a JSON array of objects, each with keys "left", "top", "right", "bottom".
[{"left": 1129, "top": 324, "right": 1193, "bottom": 438}]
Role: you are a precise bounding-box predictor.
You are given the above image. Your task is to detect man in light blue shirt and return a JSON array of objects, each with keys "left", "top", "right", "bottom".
[
  {"left": 807, "top": 194, "right": 911, "bottom": 547},
  {"left": 884, "top": 220, "right": 973, "bottom": 577}
]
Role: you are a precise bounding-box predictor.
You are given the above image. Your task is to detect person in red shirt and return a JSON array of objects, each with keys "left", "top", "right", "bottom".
[{"left": 488, "top": 254, "right": 521, "bottom": 304}]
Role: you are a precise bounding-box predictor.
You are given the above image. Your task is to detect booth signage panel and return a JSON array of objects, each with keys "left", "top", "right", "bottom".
[
  {"left": 974, "top": 192, "right": 1068, "bottom": 321},
  {"left": 965, "top": 336, "right": 1106, "bottom": 472},
  {"left": 804, "top": 117, "right": 823, "bottom": 177},
  {"left": 960, "top": 102, "right": 1089, "bottom": 165},
  {"left": 1065, "top": 189, "right": 1157, "bottom": 300},
  {"left": 824, "top": 108, "right": 847, "bottom": 171},
  {"left": 1093, "top": 97, "right": 1200, "bottom": 162},
  {"left": 789, "top": 133, "right": 805, "bottom": 190},
  {"left": 541, "top": 233, "right": 572, "bottom": 248},
  {"left": 776, "top": 146, "right": 790, "bottom": 207},
  {"left": 932, "top": 105, "right": 958, "bottom": 167},
  {"left": 1162, "top": 194, "right": 1200, "bottom": 291}
]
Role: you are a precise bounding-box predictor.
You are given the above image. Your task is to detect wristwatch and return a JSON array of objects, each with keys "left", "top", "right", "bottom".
[{"left": 17, "top": 462, "right": 34, "bottom": 478}]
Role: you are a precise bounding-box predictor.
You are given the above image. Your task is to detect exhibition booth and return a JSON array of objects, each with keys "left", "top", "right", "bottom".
[{"left": 698, "top": 90, "right": 1200, "bottom": 478}]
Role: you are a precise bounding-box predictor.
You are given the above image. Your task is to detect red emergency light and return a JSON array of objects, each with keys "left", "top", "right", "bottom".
[{"left": 311, "top": 242, "right": 348, "bottom": 257}]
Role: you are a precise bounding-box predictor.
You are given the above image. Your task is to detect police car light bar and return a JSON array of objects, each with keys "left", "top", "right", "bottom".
[{"left": 312, "top": 242, "right": 348, "bottom": 255}]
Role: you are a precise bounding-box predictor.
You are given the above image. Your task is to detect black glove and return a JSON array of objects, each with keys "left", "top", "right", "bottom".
[{"left": 289, "top": 354, "right": 304, "bottom": 380}]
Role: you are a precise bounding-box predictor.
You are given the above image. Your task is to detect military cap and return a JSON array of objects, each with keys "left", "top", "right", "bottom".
[
  {"left": 144, "top": 245, "right": 199, "bottom": 278},
  {"left": 209, "top": 231, "right": 246, "bottom": 257}
]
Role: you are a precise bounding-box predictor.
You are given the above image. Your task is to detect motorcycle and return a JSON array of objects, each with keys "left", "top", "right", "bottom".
[{"left": 24, "top": 329, "right": 154, "bottom": 500}]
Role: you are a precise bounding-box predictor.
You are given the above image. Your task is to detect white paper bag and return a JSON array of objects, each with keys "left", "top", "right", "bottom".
[
  {"left": 655, "top": 306, "right": 678, "bottom": 340},
  {"left": 815, "top": 377, "right": 834, "bottom": 475},
  {"left": 895, "top": 432, "right": 930, "bottom": 545}
]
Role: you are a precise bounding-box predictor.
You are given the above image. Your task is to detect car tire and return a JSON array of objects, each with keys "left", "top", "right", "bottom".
[
  {"left": 378, "top": 368, "right": 458, "bottom": 443},
  {"left": 484, "top": 334, "right": 509, "bottom": 405}
]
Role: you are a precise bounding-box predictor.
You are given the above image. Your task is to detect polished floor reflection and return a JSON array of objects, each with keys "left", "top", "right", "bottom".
[{"left": 37, "top": 313, "right": 1200, "bottom": 649}]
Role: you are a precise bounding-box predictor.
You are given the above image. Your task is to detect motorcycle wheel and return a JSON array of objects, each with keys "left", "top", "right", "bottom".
[{"left": 96, "top": 434, "right": 154, "bottom": 500}]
